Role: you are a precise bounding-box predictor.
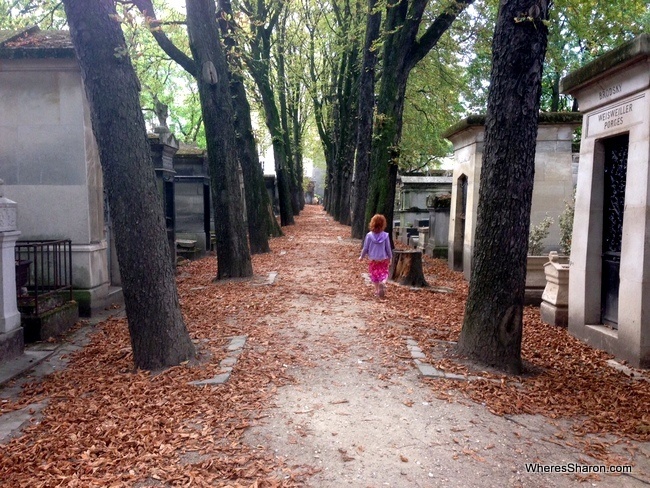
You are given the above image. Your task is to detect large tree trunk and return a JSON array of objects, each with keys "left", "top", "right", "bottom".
[
  {"left": 134, "top": 0, "right": 267, "bottom": 258},
  {"left": 186, "top": 0, "right": 253, "bottom": 279},
  {"left": 217, "top": 0, "right": 282, "bottom": 251},
  {"left": 275, "top": 24, "right": 302, "bottom": 217},
  {"left": 243, "top": 4, "right": 295, "bottom": 227},
  {"left": 457, "top": 0, "right": 550, "bottom": 374},
  {"left": 249, "top": 65, "right": 295, "bottom": 227},
  {"left": 351, "top": 0, "right": 381, "bottom": 239},
  {"left": 327, "top": 37, "right": 360, "bottom": 225},
  {"left": 365, "top": 0, "right": 475, "bottom": 243},
  {"left": 63, "top": 0, "right": 195, "bottom": 369}
]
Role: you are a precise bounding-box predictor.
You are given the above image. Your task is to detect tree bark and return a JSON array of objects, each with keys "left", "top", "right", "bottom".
[
  {"left": 242, "top": 1, "right": 295, "bottom": 227},
  {"left": 217, "top": 0, "right": 282, "bottom": 250},
  {"left": 185, "top": 0, "right": 253, "bottom": 279},
  {"left": 62, "top": 0, "right": 195, "bottom": 369},
  {"left": 457, "top": 0, "right": 550, "bottom": 374},
  {"left": 135, "top": 0, "right": 265, "bottom": 260},
  {"left": 364, "top": 0, "right": 475, "bottom": 241},
  {"left": 351, "top": 0, "right": 381, "bottom": 239}
]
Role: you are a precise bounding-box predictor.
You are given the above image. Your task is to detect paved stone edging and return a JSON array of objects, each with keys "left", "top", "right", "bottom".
[
  {"left": 189, "top": 335, "right": 247, "bottom": 386},
  {"left": 405, "top": 336, "right": 487, "bottom": 382}
]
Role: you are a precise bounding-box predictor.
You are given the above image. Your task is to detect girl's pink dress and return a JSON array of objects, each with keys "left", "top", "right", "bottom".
[{"left": 369, "top": 259, "right": 390, "bottom": 283}]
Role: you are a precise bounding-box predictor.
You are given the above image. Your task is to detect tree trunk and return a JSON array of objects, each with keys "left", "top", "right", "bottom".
[
  {"left": 275, "top": 22, "right": 302, "bottom": 217},
  {"left": 457, "top": 0, "right": 550, "bottom": 374},
  {"left": 365, "top": 0, "right": 475, "bottom": 243},
  {"left": 351, "top": 0, "right": 381, "bottom": 239},
  {"left": 390, "top": 250, "right": 428, "bottom": 287},
  {"left": 217, "top": 0, "right": 282, "bottom": 250},
  {"left": 248, "top": 64, "right": 295, "bottom": 227},
  {"left": 62, "top": 0, "right": 195, "bottom": 369},
  {"left": 186, "top": 0, "right": 253, "bottom": 279}
]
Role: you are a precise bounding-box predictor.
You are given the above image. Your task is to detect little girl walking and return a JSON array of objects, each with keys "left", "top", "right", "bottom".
[{"left": 359, "top": 214, "right": 393, "bottom": 297}]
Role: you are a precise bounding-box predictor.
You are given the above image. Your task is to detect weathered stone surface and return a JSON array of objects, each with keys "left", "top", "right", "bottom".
[{"left": 563, "top": 34, "right": 650, "bottom": 369}]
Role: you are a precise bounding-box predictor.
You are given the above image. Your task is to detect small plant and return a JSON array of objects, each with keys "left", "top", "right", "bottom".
[
  {"left": 528, "top": 215, "right": 554, "bottom": 256},
  {"left": 559, "top": 189, "right": 576, "bottom": 255}
]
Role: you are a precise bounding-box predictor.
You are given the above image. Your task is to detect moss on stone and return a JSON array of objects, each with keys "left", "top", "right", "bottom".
[
  {"left": 560, "top": 34, "right": 650, "bottom": 94},
  {"left": 443, "top": 112, "right": 582, "bottom": 140}
]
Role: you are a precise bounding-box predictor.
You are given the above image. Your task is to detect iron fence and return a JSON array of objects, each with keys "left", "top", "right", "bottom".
[{"left": 15, "top": 239, "right": 73, "bottom": 317}]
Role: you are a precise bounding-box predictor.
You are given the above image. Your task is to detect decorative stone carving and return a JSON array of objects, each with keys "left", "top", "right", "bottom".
[
  {"left": 0, "top": 180, "right": 18, "bottom": 233},
  {"left": 540, "top": 252, "right": 570, "bottom": 327}
]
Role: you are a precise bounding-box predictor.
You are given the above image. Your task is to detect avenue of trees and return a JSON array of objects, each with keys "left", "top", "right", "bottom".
[{"left": 2, "top": 0, "right": 647, "bottom": 370}]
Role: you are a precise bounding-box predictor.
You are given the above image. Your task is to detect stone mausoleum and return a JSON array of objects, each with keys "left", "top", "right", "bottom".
[
  {"left": 0, "top": 27, "right": 121, "bottom": 316},
  {"left": 561, "top": 34, "right": 650, "bottom": 368},
  {"left": 444, "top": 113, "right": 582, "bottom": 281}
]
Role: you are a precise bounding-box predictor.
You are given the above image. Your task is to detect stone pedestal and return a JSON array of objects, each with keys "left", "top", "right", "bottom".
[
  {"left": 540, "top": 252, "right": 570, "bottom": 327},
  {"left": 417, "top": 227, "right": 429, "bottom": 252},
  {"left": 0, "top": 181, "right": 22, "bottom": 361},
  {"left": 525, "top": 255, "right": 551, "bottom": 305},
  {"left": 561, "top": 34, "right": 650, "bottom": 368}
]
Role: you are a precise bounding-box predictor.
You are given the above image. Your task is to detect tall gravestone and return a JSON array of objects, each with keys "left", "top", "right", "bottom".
[
  {"left": 0, "top": 180, "right": 22, "bottom": 361},
  {"left": 561, "top": 35, "right": 650, "bottom": 368}
]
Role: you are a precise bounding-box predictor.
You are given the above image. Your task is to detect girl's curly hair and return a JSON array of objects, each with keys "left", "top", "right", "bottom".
[{"left": 369, "top": 214, "right": 387, "bottom": 232}]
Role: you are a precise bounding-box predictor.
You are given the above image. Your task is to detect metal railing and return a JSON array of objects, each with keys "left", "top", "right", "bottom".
[{"left": 15, "top": 239, "right": 73, "bottom": 317}]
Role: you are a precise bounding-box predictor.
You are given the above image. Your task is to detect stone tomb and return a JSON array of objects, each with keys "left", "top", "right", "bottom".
[
  {"left": 444, "top": 113, "right": 581, "bottom": 281},
  {"left": 173, "top": 145, "right": 211, "bottom": 256},
  {"left": 561, "top": 35, "right": 650, "bottom": 368},
  {"left": 0, "top": 28, "right": 121, "bottom": 316}
]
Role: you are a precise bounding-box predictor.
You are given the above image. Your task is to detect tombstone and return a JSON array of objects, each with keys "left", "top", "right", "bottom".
[
  {"left": 149, "top": 128, "right": 179, "bottom": 265},
  {"left": 0, "top": 181, "right": 23, "bottom": 361},
  {"left": 0, "top": 27, "right": 122, "bottom": 316},
  {"left": 394, "top": 172, "right": 452, "bottom": 233},
  {"left": 264, "top": 175, "right": 279, "bottom": 216},
  {"left": 425, "top": 193, "right": 451, "bottom": 258},
  {"left": 305, "top": 180, "right": 315, "bottom": 205},
  {"left": 445, "top": 113, "right": 582, "bottom": 280},
  {"left": 560, "top": 34, "right": 650, "bottom": 368},
  {"left": 173, "top": 145, "right": 211, "bottom": 256}
]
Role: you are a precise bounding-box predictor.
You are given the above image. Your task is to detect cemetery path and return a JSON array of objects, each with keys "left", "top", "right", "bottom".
[
  {"left": 1, "top": 205, "right": 649, "bottom": 487},
  {"left": 238, "top": 206, "right": 650, "bottom": 488}
]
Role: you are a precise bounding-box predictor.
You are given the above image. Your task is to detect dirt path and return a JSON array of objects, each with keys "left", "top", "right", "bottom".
[{"left": 244, "top": 207, "right": 649, "bottom": 487}]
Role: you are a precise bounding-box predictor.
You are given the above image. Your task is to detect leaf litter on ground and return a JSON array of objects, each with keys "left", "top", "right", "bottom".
[{"left": 1, "top": 205, "right": 649, "bottom": 486}]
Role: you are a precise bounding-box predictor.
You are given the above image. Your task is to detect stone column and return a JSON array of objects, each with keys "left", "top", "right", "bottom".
[{"left": 0, "top": 179, "right": 23, "bottom": 361}]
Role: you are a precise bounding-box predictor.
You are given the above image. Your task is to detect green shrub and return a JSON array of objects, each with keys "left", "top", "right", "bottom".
[{"left": 528, "top": 215, "right": 554, "bottom": 256}]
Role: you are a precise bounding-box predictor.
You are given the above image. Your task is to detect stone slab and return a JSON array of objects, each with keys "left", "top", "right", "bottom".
[
  {"left": 0, "top": 350, "right": 53, "bottom": 386},
  {"left": 0, "top": 401, "right": 47, "bottom": 444},
  {"left": 190, "top": 335, "right": 247, "bottom": 387},
  {"left": 190, "top": 372, "right": 231, "bottom": 386}
]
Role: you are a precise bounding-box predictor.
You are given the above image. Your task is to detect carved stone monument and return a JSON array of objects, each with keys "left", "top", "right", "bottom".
[
  {"left": 540, "top": 252, "right": 570, "bottom": 327},
  {"left": 561, "top": 34, "right": 650, "bottom": 368}
]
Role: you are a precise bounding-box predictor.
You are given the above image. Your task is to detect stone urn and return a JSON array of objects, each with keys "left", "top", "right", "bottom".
[{"left": 540, "top": 251, "right": 570, "bottom": 327}]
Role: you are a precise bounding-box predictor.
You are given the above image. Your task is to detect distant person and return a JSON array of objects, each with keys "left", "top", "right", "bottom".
[{"left": 359, "top": 214, "right": 393, "bottom": 298}]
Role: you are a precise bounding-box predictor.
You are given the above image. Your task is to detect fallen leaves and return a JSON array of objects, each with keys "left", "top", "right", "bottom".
[{"left": 1, "top": 205, "right": 649, "bottom": 485}]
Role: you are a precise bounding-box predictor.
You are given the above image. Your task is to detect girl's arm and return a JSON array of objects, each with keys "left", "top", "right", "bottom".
[
  {"left": 385, "top": 236, "right": 392, "bottom": 260},
  {"left": 359, "top": 234, "right": 369, "bottom": 259}
]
